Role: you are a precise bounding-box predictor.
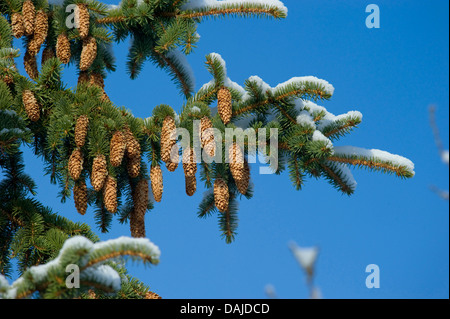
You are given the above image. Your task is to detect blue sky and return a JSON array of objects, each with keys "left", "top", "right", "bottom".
[{"left": 11, "top": 0, "right": 449, "bottom": 298}]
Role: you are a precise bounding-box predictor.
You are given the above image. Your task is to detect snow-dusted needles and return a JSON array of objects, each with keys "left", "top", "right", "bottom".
[{"left": 0, "top": 236, "right": 160, "bottom": 299}]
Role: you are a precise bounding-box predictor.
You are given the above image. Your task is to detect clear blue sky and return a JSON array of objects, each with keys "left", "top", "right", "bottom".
[{"left": 13, "top": 0, "right": 449, "bottom": 298}]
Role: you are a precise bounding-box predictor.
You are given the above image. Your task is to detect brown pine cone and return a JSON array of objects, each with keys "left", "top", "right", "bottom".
[
  {"left": 22, "top": 0, "right": 35, "bottom": 36},
  {"left": 68, "top": 148, "right": 83, "bottom": 181},
  {"left": 229, "top": 143, "right": 245, "bottom": 181},
  {"left": 77, "top": 71, "right": 90, "bottom": 86},
  {"left": 150, "top": 165, "right": 163, "bottom": 202},
  {"left": 182, "top": 147, "right": 197, "bottom": 177},
  {"left": 22, "top": 89, "right": 40, "bottom": 121},
  {"left": 89, "top": 72, "right": 104, "bottom": 88},
  {"left": 27, "top": 10, "right": 48, "bottom": 56},
  {"left": 200, "top": 116, "right": 215, "bottom": 157},
  {"left": 79, "top": 36, "right": 97, "bottom": 71},
  {"left": 129, "top": 208, "right": 146, "bottom": 238},
  {"left": 41, "top": 46, "right": 55, "bottom": 65},
  {"left": 73, "top": 180, "right": 88, "bottom": 215},
  {"left": 103, "top": 175, "right": 117, "bottom": 213},
  {"left": 214, "top": 178, "right": 229, "bottom": 213},
  {"left": 127, "top": 154, "right": 141, "bottom": 178},
  {"left": 56, "top": 33, "right": 71, "bottom": 64},
  {"left": 74, "top": 115, "right": 89, "bottom": 148},
  {"left": 133, "top": 179, "right": 149, "bottom": 222},
  {"left": 160, "top": 116, "right": 177, "bottom": 163},
  {"left": 109, "top": 130, "right": 126, "bottom": 167},
  {"left": 165, "top": 143, "right": 179, "bottom": 172},
  {"left": 124, "top": 127, "right": 141, "bottom": 159},
  {"left": 90, "top": 154, "right": 108, "bottom": 191},
  {"left": 217, "top": 86, "right": 232, "bottom": 124},
  {"left": 11, "top": 13, "right": 24, "bottom": 38},
  {"left": 76, "top": 3, "right": 90, "bottom": 39},
  {"left": 185, "top": 175, "right": 197, "bottom": 197},
  {"left": 235, "top": 159, "right": 250, "bottom": 195},
  {"left": 23, "top": 50, "right": 39, "bottom": 80}
]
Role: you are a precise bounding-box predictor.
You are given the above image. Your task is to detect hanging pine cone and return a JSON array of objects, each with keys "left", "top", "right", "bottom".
[
  {"left": 23, "top": 50, "right": 38, "bottom": 80},
  {"left": 73, "top": 180, "right": 88, "bottom": 215},
  {"left": 214, "top": 178, "right": 229, "bottom": 213},
  {"left": 109, "top": 131, "right": 126, "bottom": 167},
  {"left": 185, "top": 175, "right": 197, "bottom": 197},
  {"left": 76, "top": 3, "right": 90, "bottom": 39},
  {"left": 79, "top": 36, "right": 97, "bottom": 71},
  {"left": 90, "top": 154, "right": 108, "bottom": 191},
  {"left": 56, "top": 33, "right": 71, "bottom": 64},
  {"left": 182, "top": 147, "right": 197, "bottom": 177},
  {"left": 160, "top": 116, "right": 177, "bottom": 163},
  {"left": 217, "top": 86, "right": 232, "bottom": 124},
  {"left": 200, "top": 116, "right": 215, "bottom": 157},
  {"left": 89, "top": 72, "right": 104, "bottom": 88},
  {"left": 130, "top": 179, "right": 148, "bottom": 238},
  {"left": 27, "top": 10, "right": 48, "bottom": 56},
  {"left": 127, "top": 154, "right": 141, "bottom": 178},
  {"left": 150, "top": 165, "right": 163, "bottom": 202},
  {"left": 68, "top": 148, "right": 83, "bottom": 181},
  {"left": 124, "top": 127, "right": 141, "bottom": 159},
  {"left": 165, "top": 143, "right": 179, "bottom": 172},
  {"left": 74, "top": 115, "right": 89, "bottom": 147},
  {"left": 11, "top": 13, "right": 24, "bottom": 38},
  {"left": 22, "top": 89, "right": 40, "bottom": 122},
  {"left": 22, "top": 0, "right": 35, "bottom": 36},
  {"left": 41, "top": 46, "right": 55, "bottom": 65},
  {"left": 103, "top": 175, "right": 117, "bottom": 213},
  {"left": 229, "top": 143, "right": 245, "bottom": 181},
  {"left": 235, "top": 159, "right": 250, "bottom": 195},
  {"left": 77, "top": 71, "right": 90, "bottom": 86},
  {"left": 129, "top": 208, "right": 146, "bottom": 238}
]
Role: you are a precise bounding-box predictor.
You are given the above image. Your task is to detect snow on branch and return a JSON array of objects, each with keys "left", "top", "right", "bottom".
[
  {"left": 330, "top": 146, "right": 415, "bottom": 178},
  {"left": 0, "top": 236, "right": 160, "bottom": 299},
  {"left": 180, "top": 0, "right": 288, "bottom": 19}
]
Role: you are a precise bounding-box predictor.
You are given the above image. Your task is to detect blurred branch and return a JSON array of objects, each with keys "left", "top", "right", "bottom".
[{"left": 428, "top": 105, "right": 449, "bottom": 201}]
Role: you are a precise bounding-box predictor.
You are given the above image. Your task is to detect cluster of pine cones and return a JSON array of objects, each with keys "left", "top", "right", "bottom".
[
  {"left": 56, "top": 3, "right": 97, "bottom": 71},
  {"left": 11, "top": 1, "right": 97, "bottom": 79},
  {"left": 11, "top": 0, "right": 49, "bottom": 79}
]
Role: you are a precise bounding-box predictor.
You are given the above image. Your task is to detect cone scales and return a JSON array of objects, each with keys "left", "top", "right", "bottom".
[
  {"left": 229, "top": 143, "right": 245, "bottom": 181},
  {"left": 103, "top": 175, "right": 117, "bottom": 213},
  {"left": 76, "top": 4, "right": 90, "bottom": 39},
  {"left": 165, "top": 143, "right": 179, "bottom": 172},
  {"left": 68, "top": 148, "right": 83, "bottom": 180},
  {"left": 28, "top": 10, "right": 48, "bottom": 56},
  {"left": 73, "top": 180, "right": 88, "bottom": 215},
  {"left": 80, "top": 36, "right": 97, "bottom": 71},
  {"left": 150, "top": 165, "right": 163, "bottom": 202},
  {"left": 56, "top": 33, "right": 71, "bottom": 64},
  {"left": 130, "top": 179, "right": 148, "bottom": 238},
  {"left": 22, "top": 0, "right": 35, "bottom": 36},
  {"left": 24, "top": 50, "right": 38, "bottom": 80},
  {"left": 124, "top": 127, "right": 141, "bottom": 178},
  {"left": 11, "top": 13, "right": 24, "bottom": 38},
  {"left": 183, "top": 148, "right": 197, "bottom": 196},
  {"left": 109, "top": 131, "right": 126, "bottom": 167},
  {"left": 217, "top": 86, "right": 232, "bottom": 124},
  {"left": 161, "top": 116, "right": 177, "bottom": 163},
  {"left": 91, "top": 154, "right": 108, "bottom": 191},
  {"left": 41, "top": 46, "right": 55, "bottom": 65},
  {"left": 236, "top": 159, "right": 250, "bottom": 195},
  {"left": 214, "top": 178, "right": 229, "bottom": 213},
  {"left": 74, "top": 115, "right": 89, "bottom": 147},
  {"left": 200, "top": 116, "right": 215, "bottom": 157},
  {"left": 22, "top": 89, "right": 40, "bottom": 122}
]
